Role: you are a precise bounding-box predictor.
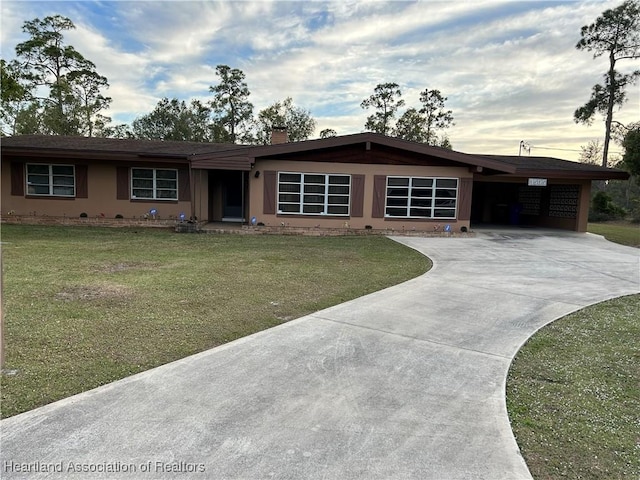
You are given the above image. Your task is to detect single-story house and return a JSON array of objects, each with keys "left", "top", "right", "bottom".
[{"left": 1, "top": 131, "right": 629, "bottom": 232}]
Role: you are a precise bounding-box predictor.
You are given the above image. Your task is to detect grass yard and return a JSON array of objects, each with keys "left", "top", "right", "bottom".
[
  {"left": 507, "top": 294, "right": 640, "bottom": 479},
  {"left": 0, "top": 225, "right": 430, "bottom": 418},
  {"left": 588, "top": 222, "right": 640, "bottom": 247}
]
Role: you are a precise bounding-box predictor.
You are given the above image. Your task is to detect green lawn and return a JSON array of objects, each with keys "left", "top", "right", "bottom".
[
  {"left": 588, "top": 222, "right": 640, "bottom": 247},
  {"left": 507, "top": 294, "right": 640, "bottom": 479},
  {"left": 508, "top": 226, "right": 639, "bottom": 479},
  {"left": 0, "top": 225, "right": 430, "bottom": 418}
]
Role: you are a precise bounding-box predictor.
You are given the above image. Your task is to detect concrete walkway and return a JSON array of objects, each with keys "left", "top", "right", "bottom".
[{"left": 2, "top": 229, "right": 638, "bottom": 480}]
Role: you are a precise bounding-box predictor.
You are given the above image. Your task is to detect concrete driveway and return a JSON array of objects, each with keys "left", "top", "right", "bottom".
[{"left": 2, "top": 229, "right": 638, "bottom": 480}]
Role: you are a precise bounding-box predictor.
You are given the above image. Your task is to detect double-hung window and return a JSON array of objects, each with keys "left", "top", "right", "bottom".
[
  {"left": 131, "top": 168, "right": 178, "bottom": 200},
  {"left": 26, "top": 164, "right": 75, "bottom": 197},
  {"left": 278, "top": 172, "right": 350, "bottom": 216},
  {"left": 385, "top": 177, "right": 458, "bottom": 219}
]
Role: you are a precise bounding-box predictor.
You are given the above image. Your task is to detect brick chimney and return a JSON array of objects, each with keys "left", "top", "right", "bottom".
[{"left": 271, "top": 126, "right": 288, "bottom": 145}]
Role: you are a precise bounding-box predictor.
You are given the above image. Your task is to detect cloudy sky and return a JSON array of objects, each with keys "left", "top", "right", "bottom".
[{"left": 1, "top": 0, "right": 638, "bottom": 160}]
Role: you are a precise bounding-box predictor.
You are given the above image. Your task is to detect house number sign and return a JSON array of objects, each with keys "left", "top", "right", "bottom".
[{"left": 527, "top": 178, "right": 548, "bottom": 187}]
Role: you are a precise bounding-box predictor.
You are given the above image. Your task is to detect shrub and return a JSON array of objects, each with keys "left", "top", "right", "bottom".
[{"left": 589, "top": 191, "right": 626, "bottom": 221}]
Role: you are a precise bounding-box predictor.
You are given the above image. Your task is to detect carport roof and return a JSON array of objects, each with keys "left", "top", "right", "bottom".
[{"left": 479, "top": 154, "right": 630, "bottom": 180}]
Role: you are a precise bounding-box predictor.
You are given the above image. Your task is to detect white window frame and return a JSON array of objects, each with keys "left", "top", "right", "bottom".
[
  {"left": 385, "top": 176, "right": 458, "bottom": 219},
  {"left": 131, "top": 168, "right": 178, "bottom": 201},
  {"left": 26, "top": 163, "right": 76, "bottom": 197},
  {"left": 277, "top": 172, "right": 351, "bottom": 216}
]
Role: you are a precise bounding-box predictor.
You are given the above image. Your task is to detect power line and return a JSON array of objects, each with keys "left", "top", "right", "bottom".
[{"left": 519, "top": 142, "right": 624, "bottom": 156}]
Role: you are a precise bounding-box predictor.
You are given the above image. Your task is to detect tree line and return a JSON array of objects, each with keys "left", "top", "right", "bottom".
[{"left": 0, "top": 15, "right": 455, "bottom": 146}]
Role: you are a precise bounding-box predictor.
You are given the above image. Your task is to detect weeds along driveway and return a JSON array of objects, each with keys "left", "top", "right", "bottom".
[{"left": 1, "top": 230, "right": 639, "bottom": 480}]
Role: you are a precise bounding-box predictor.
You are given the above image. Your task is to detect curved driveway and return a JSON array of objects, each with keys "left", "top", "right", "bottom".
[{"left": 2, "top": 229, "right": 639, "bottom": 479}]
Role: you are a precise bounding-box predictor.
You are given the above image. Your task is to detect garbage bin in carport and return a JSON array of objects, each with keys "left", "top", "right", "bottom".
[{"left": 509, "top": 203, "right": 523, "bottom": 225}]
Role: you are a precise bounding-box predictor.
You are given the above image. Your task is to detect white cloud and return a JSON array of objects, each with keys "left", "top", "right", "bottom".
[{"left": 1, "top": 0, "right": 637, "bottom": 161}]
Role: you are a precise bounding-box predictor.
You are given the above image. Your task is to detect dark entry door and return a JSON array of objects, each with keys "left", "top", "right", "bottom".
[{"left": 222, "top": 171, "right": 244, "bottom": 221}]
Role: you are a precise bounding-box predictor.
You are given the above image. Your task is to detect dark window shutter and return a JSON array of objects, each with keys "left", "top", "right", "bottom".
[
  {"left": 457, "top": 178, "right": 473, "bottom": 220},
  {"left": 116, "top": 167, "right": 129, "bottom": 200},
  {"left": 372, "top": 175, "right": 386, "bottom": 218},
  {"left": 263, "top": 170, "right": 277, "bottom": 214},
  {"left": 350, "top": 174, "right": 365, "bottom": 217},
  {"left": 11, "top": 162, "right": 24, "bottom": 196},
  {"left": 75, "top": 164, "right": 88, "bottom": 198},
  {"left": 178, "top": 168, "right": 191, "bottom": 201}
]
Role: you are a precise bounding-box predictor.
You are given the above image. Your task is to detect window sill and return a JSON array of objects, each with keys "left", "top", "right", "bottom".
[
  {"left": 276, "top": 213, "right": 350, "bottom": 219},
  {"left": 25, "top": 195, "right": 75, "bottom": 200},
  {"left": 130, "top": 198, "right": 179, "bottom": 204},
  {"left": 384, "top": 217, "right": 458, "bottom": 222}
]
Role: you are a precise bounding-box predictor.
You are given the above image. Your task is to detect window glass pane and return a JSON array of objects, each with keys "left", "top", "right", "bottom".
[
  {"left": 28, "top": 175, "right": 49, "bottom": 185},
  {"left": 304, "top": 184, "right": 325, "bottom": 194},
  {"left": 132, "top": 169, "right": 153, "bottom": 179},
  {"left": 303, "top": 194, "right": 325, "bottom": 204},
  {"left": 386, "top": 207, "right": 407, "bottom": 217},
  {"left": 434, "top": 209, "right": 456, "bottom": 218},
  {"left": 303, "top": 204, "right": 324, "bottom": 214},
  {"left": 52, "top": 165, "right": 74, "bottom": 175},
  {"left": 411, "top": 188, "right": 433, "bottom": 198},
  {"left": 133, "top": 189, "right": 153, "bottom": 198},
  {"left": 328, "top": 185, "right": 349, "bottom": 195},
  {"left": 328, "top": 195, "right": 349, "bottom": 205},
  {"left": 279, "top": 183, "right": 300, "bottom": 193},
  {"left": 387, "top": 197, "right": 408, "bottom": 207},
  {"left": 279, "top": 204, "right": 300, "bottom": 213},
  {"left": 304, "top": 174, "right": 324, "bottom": 184},
  {"left": 279, "top": 173, "right": 301, "bottom": 183},
  {"left": 388, "top": 177, "right": 409, "bottom": 186},
  {"left": 327, "top": 205, "right": 349, "bottom": 215},
  {"left": 28, "top": 185, "right": 50, "bottom": 195},
  {"left": 387, "top": 188, "right": 409, "bottom": 197},
  {"left": 133, "top": 179, "right": 153, "bottom": 189},
  {"left": 157, "top": 190, "right": 177, "bottom": 199},
  {"left": 53, "top": 176, "right": 74, "bottom": 186},
  {"left": 53, "top": 186, "right": 74, "bottom": 196},
  {"left": 329, "top": 175, "right": 349, "bottom": 185},
  {"left": 436, "top": 189, "right": 457, "bottom": 198},
  {"left": 156, "top": 179, "right": 176, "bottom": 189},
  {"left": 411, "top": 198, "right": 432, "bottom": 208},
  {"left": 435, "top": 199, "right": 456, "bottom": 207},
  {"left": 412, "top": 178, "right": 433, "bottom": 187},
  {"left": 279, "top": 194, "right": 300, "bottom": 203},
  {"left": 410, "top": 208, "right": 430, "bottom": 217},
  {"left": 27, "top": 165, "right": 49, "bottom": 175},
  {"left": 436, "top": 179, "right": 457, "bottom": 188},
  {"left": 156, "top": 170, "right": 177, "bottom": 180}
]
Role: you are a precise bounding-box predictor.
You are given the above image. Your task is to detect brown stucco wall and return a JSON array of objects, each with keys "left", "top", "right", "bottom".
[
  {"left": 248, "top": 160, "right": 473, "bottom": 233},
  {"left": 2, "top": 159, "right": 196, "bottom": 221}
]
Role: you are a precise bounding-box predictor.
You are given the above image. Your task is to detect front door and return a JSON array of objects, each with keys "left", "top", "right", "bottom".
[{"left": 222, "top": 171, "right": 244, "bottom": 221}]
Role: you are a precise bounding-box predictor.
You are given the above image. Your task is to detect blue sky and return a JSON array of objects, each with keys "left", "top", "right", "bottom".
[{"left": 1, "top": 0, "right": 638, "bottom": 160}]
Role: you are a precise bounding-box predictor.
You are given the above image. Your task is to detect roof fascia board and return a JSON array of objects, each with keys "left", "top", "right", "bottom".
[
  {"left": 239, "top": 133, "right": 516, "bottom": 173},
  {"left": 2, "top": 147, "right": 189, "bottom": 164}
]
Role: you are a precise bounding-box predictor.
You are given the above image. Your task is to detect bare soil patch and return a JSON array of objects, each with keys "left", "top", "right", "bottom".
[{"left": 55, "top": 284, "right": 131, "bottom": 302}]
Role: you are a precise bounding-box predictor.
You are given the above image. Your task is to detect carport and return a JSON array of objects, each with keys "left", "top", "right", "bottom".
[{"left": 471, "top": 155, "right": 629, "bottom": 232}]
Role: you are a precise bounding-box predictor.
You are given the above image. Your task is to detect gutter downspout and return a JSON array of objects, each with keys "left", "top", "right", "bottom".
[{"left": 189, "top": 158, "right": 196, "bottom": 221}]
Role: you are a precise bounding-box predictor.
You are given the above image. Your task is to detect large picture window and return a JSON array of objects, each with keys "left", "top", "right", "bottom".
[
  {"left": 385, "top": 176, "right": 458, "bottom": 219},
  {"left": 278, "top": 172, "right": 351, "bottom": 216},
  {"left": 26, "top": 164, "right": 75, "bottom": 197},
  {"left": 131, "top": 168, "right": 178, "bottom": 200}
]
